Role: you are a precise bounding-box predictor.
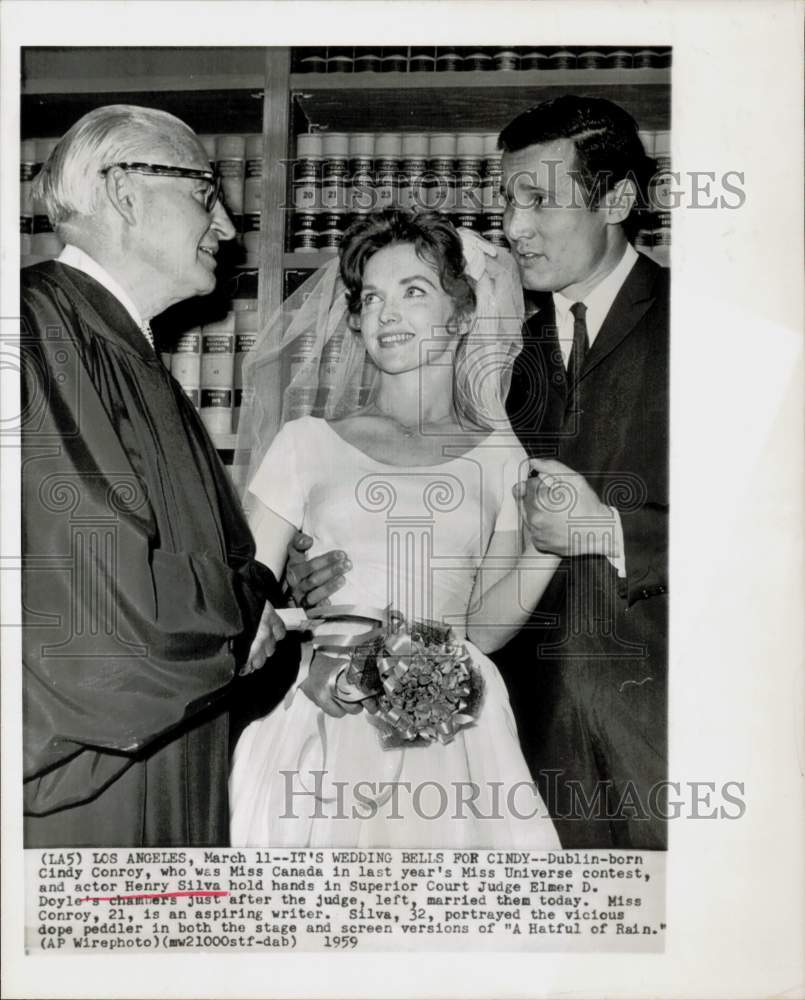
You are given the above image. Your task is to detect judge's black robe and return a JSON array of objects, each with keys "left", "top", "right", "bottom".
[{"left": 20, "top": 261, "right": 282, "bottom": 847}]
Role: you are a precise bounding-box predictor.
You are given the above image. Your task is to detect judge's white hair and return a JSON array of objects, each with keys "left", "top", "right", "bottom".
[{"left": 32, "top": 104, "right": 204, "bottom": 227}]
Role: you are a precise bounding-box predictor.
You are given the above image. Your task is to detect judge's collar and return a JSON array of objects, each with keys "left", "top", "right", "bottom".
[{"left": 57, "top": 244, "right": 152, "bottom": 342}]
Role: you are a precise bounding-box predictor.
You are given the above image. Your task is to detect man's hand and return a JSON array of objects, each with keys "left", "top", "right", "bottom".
[
  {"left": 300, "top": 652, "right": 364, "bottom": 718},
  {"left": 514, "top": 457, "right": 621, "bottom": 559},
  {"left": 241, "top": 600, "right": 287, "bottom": 676},
  {"left": 286, "top": 531, "right": 352, "bottom": 609}
]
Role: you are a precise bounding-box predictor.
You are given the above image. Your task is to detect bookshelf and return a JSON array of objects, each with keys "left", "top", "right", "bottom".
[{"left": 21, "top": 46, "right": 671, "bottom": 463}]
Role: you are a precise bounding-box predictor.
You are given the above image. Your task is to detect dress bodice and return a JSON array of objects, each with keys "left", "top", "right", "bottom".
[
  {"left": 234, "top": 417, "right": 560, "bottom": 849},
  {"left": 249, "top": 416, "right": 528, "bottom": 627}
]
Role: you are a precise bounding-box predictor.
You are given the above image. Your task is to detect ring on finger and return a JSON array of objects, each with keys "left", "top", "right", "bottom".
[{"left": 326, "top": 664, "right": 350, "bottom": 706}]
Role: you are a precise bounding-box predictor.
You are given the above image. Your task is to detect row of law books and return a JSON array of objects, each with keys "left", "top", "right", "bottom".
[
  {"left": 293, "top": 127, "right": 671, "bottom": 157},
  {"left": 20, "top": 123, "right": 671, "bottom": 268},
  {"left": 286, "top": 126, "right": 671, "bottom": 222},
  {"left": 160, "top": 290, "right": 379, "bottom": 444},
  {"left": 292, "top": 45, "right": 673, "bottom": 74},
  {"left": 285, "top": 128, "right": 671, "bottom": 258},
  {"left": 158, "top": 305, "right": 259, "bottom": 439}
]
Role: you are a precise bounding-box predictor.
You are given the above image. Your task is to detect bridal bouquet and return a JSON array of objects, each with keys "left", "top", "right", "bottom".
[{"left": 339, "top": 618, "right": 484, "bottom": 749}]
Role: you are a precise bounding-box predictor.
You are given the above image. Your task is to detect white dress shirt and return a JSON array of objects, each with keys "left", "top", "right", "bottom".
[
  {"left": 552, "top": 242, "right": 639, "bottom": 366},
  {"left": 57, "top": 244, "right": 154, "bottom": 350},
  {"left": 551, "top": 243, "right": 640, "bottom": 579}
]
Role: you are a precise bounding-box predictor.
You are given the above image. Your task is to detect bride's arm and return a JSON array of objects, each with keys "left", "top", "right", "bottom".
[
  {"left": 248, "top": 495, "right": 297, "bottom": 579},
  {"left": 240, "top": 497, "right": 298, "bottom": 673},
  {"left": 466, "top": 523, "right": 560, "bottom": 655},
  {"left": 248, "top": 497, "right": 360, "bottom": 717}
]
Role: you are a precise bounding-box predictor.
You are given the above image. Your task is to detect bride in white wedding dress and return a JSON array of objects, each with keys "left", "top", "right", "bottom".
[{"left": 230, "top": 210, "right": 560, "bottom": 849}]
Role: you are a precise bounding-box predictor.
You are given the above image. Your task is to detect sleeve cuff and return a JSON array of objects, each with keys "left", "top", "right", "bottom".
[
  {"left": 607, "top": 506, "right": 627, "bottom": 578},
  {"left": 237, "top": 559, "right": 285, "bottom": 610}
]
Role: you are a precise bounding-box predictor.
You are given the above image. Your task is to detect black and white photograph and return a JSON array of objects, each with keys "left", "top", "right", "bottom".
[
  {"left": 18, "top": 41, "right": 669, "bottom": 854},
  {"left": 1, "top": 1, "right": 802, "bottom": 998}
]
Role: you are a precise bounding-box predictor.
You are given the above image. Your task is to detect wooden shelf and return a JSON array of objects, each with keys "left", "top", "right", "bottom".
[
  {"left": 22, "top": 47, "right": 268, "bottom": 93},
  {"left": 210, "top": 433, "right": 238, "bottom": 450},
  {"left": 292, "top": 69, "right": 670, "bottom": 132},
  {"left": 20, "top": 47, "right": 272, "bottom": 137},
  {"left": 21, "top": 90, "right": 264, "bottom": 139},
  {"left": 292, "top": 68, "right": 669, "bottom": 90},
  {"left": 23, "top": 75, "right": 266, "bottom": 96},
  {"left": 283, "top": 251, "right": 338, "bottom": 269},
  {"left": 284, "top": 246, "right": 669, "bottom": 271}
]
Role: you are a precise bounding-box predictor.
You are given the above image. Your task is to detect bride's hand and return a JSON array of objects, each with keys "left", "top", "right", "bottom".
[
  {"left": 300, "top": 652, "right": 364, "bottom": 718},
  {"left": 240, "top": 601, "right": 287, "bottom": 676},
  {"left": 286, "top": 531, "right": 352, "bottom": 610}
]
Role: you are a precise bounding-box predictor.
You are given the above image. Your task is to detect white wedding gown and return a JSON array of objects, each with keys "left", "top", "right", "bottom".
[{"left": 230, "top": 417, "right": 559, "bottom": 848}]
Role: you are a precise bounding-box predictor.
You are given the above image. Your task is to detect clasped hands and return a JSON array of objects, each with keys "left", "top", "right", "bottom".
[
  {"left": 245, "top": 458, "right": 618, "bottom": 704},
  {"left": 242, "top": 534, "right": 359, "bottom": 717},
  {"left": 513, "top": 457, "right": 621, "bottom": 558},
  {"left": 287, "top": 536, "right": 379, "bottom": 718},
  {"left": 240, "top": 601, "right": 286, "bottom": 676}
]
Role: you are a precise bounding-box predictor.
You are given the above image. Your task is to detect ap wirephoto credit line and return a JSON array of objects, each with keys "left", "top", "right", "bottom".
[{"left": 28, "top": 848, "right": 667, "bottom": 952}]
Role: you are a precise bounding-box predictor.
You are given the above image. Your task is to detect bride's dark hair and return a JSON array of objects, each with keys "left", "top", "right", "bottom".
[
  {"left": 339, "top": 210, "right": 476, "bottom": 333},
  {"left": 235, "top": 208, "right": 524, "bottom": 484}
]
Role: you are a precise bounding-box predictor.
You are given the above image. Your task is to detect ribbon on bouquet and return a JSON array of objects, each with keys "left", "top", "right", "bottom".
[
  {"left": 278, "top": 606, "right": 484, "bottom": 746},
  {"left": 370, "top": 628, "right": 479, "bottom": 745},
  {"left": 277, "top": 604, "right": 403, "bottom": 701},
  {"left": 277, "top": 604, "right": 401, "bottom": 647}
]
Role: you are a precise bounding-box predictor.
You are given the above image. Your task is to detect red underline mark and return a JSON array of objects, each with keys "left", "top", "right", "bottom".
[{"left": 79, "top": 890, "right": 229, "bottom": 902}]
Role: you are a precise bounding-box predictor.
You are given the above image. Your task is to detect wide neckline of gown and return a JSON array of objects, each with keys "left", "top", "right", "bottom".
[{"left": 315, "top": 416, "right": 496, "bottom": 469}]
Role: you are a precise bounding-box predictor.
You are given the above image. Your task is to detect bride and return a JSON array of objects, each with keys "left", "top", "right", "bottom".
[{"left": 230, "top": 209, "right": 560, "bottom": 848}]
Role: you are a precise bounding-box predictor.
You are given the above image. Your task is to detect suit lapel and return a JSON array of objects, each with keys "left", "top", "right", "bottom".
[
  {"left": 506, "top": 296, "right": 564, "bottom": 446},
  {"left": 579, "top": 253, "right": 661, "bottom": 382},
  {"left": 526, "top": 295, "right": 565, "bottom": 374}
]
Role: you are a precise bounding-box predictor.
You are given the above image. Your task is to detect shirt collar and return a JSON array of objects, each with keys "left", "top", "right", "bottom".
[
  {"left": 57, "top": 244, "right": 148, "bottom": 334},
  {"left": 553, "top": 242, "right": 639, "bottom": 344}
]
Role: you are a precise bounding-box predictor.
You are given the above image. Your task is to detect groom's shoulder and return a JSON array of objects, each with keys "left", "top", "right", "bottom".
[{"left": 634, "top": 251, "right": 670, "bottom": 298}]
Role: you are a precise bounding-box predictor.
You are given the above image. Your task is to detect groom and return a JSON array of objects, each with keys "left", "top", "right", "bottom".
[
  {"left": 495, "top": 95, "right": 668, "bottom": 850},
  {"left": 291, "top": 95, "right": 668, "bottom": 850}
]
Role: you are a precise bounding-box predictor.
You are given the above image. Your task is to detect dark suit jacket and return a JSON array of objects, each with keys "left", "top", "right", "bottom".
[
  {"left": 507, "top": 249, "right": 668, "bottom": 635},
  {"left": 502, "top": 252, "right": 669, "bottom": 767}
]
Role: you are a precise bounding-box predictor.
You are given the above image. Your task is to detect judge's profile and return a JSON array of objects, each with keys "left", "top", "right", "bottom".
[{"left": 20, "top": 104, "right": 287, "bottom": 848}]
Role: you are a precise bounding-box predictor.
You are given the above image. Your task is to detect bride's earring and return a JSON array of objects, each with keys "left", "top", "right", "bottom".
[{"left": 447, "top": 313, "right": 472, "bottom": 343}]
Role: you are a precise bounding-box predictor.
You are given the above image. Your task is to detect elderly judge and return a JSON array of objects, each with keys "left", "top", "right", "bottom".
[{"left": 21, "top": 104, "right": 286, "bottom": 847}]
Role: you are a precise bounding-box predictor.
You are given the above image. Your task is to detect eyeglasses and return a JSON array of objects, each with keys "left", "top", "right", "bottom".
[{"left": 99, "top": 162, "right": 223, "bottom": 211}]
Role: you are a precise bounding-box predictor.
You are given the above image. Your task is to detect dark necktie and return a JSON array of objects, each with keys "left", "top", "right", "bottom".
[{"left": 566, "top": 301, "right": 588, "bottom": 411}]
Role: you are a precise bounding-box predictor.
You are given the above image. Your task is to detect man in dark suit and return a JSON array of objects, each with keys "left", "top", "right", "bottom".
[{"left": 499, "top": 95, "right": 668, "bottom": 849}]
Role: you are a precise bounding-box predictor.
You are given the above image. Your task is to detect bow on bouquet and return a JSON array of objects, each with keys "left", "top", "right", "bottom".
[{"left": 281, "top": 606, "right": 485, "bottom": 748}]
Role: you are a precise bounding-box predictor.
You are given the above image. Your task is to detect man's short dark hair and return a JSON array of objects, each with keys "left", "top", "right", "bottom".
[{"left": 498, "top": 95, "right": 657, "bottom": 227}]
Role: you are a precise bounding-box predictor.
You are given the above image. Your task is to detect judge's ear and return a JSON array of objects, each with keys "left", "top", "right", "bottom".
[
  {"left": 102, "top": 166, "right": 139, "bottom": 226},
  {"left": 602, "top": 177, "right": 637, "bottom": 226}
]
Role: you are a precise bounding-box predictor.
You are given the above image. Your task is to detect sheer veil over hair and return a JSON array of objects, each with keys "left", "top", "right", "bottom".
[{"left": 235, "top": 225, "right": 526, "bottom": 494}]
